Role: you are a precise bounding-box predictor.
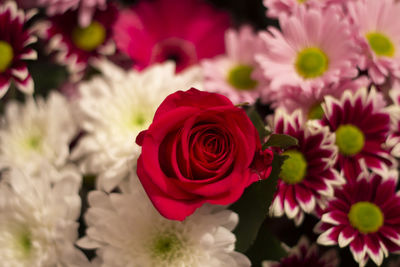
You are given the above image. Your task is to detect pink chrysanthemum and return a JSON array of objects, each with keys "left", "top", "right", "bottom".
[
  {"left": 269, "top": 109, "right": 344, "bottom": 225},
  {"left": 263, "top": 236, "right": 339, "bottom": 267},
  {"left": 273, "top": 77, "right": 370, "bottom": 120},
  {"left": 316, "top": 167, "right": 400, "bottom": 266},
  {"left": 113, "top": 0, "right": 231, "bottom": 73},
  {"left": 263, "top": 0, "right": 345, "bottom": 19},
  {"left": 34, "top": 3, "right": 116, "bottom": 80},
  {"left": 256, "top": 6, "right": 358, "bottom": 94},
  {"left": 347, "top": 0, "right": 400, "bottom": 84},
  {"left": 202, "top": 26, "right": 265, "bottom": 104},
  {"left": 0, "top": 1, "right": 37, "bottom": 98},
  {"left": 321, "top": 87, "right": 395, "bottom": 180}
]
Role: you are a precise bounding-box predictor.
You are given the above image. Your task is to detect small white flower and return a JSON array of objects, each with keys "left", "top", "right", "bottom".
[
  {"left": 70, "top": 60, "right": 203, "bottom": 191},
  {"left": 77, "top": 174, "right": 250, "bottom": 267},
  {"left": 0, "top": 166, "right": 89, "bottom": 267},
  {"left": 0, "top": 92, "right": 77, "bottom": 177}
]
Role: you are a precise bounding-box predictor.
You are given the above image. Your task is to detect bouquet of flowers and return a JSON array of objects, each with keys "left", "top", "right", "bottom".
[{"left": 0, "top": 0, "right": 400, "bottom": 266}]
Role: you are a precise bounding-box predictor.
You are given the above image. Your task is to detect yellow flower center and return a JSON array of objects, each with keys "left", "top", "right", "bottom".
[
  {"left": 71, "top": 21, "right": 106, "bottom": 51},
  {"left": 348, "top": 201, "right": 384, "bottom": 234},
  {"left": 280, "top": 150, "right": 308, "bottom": 184},
  {"left": 227, "top": 64, "right": 258, "bottom": 90},
  {"left": 366, "top": 32, "right": 395, "bottom": 57},
  {"left": 0, "top": 40, "right": 14, "bottom": 73},
  {"left": 335, "top": 124, "right": 365, "bottom": 156},
  {"left": 295, "top": 47, "right": 329, "bottom": 79}
]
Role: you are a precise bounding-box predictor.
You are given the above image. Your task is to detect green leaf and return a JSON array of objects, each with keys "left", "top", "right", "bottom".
[
  {"left": 246, "top": 106, "right": 271, "bottom": 140},
  {"left": 230, "top": 153, "right": 286, "bottom": 252},
  {"left": 264, "top": 134, "right": 298, "bottom": 149},
  {"left": 245, "top": 219, "right": 288, "bottom": 267}
]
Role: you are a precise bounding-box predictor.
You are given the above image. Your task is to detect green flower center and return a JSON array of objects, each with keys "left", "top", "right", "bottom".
[
  {"left": 151, "top": 232, "right": 183, "bottom": 261},
  {"left": 227, "top": 64, "right": 258, "bottom": 90},
  {"left": 11, "top": 227, "right": 33, "bottom": 259},
  {"left": 308, "top": 103, "right": 324, "bottom": 120},
  {"left": 335, "top": 124, "right": 365, "bottom": 156},
  {"left": 27, "top": 136, "right": 41, "bottom": 149},
  {"left": 71, "top": 21, "right": 106, "bottom": 51},
  {"left": 348, "top": 201, "right": 384, "bottom": 234},
  {"left": 0, "top": 41, "right": 14, "bottom": 73},
  {"left": 23, "top": 134, "right": 43, "bottom": 152},
  {"left": 280, "top": 150, "right": 307, "bottom": 184},
  {"left": 366, "top": 32, "right": 395, "bottom": 57},
  {"left": 133, "top": 113, "right": 146, "bottom": 127},
  {"left": 295, "top": 47, "right": 329, "bottom": 79},
  {"left": 18, "top": 231, "right": 32, "bottom": 256}
]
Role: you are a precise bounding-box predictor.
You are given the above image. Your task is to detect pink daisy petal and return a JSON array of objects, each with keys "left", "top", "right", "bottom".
[
  {"left": 257, "top": 6, "right": 359, "bottom": 101},
  {"left": 202, "top": 26, "right": 266, "bottom": 104},
  {"left": 347, "top": 0, "right": 400, "bottom": 84}
]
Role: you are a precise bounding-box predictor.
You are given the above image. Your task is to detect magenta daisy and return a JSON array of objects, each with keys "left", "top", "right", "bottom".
[
  {"left": 386, "top": 92, "right": 400, "bottom": 158},
  {"left": 37, "top": 0, "right": 106, "bottom": 27},
  {"left": 347, "top": 0, "right": 400, "bottom": 84},
  {"left": 0, "top": 1, "right": 37, "bottom": 98},
  {"left": 316, "top": 167, "right": 400, "bottom": 266},
  {"left": 321, "top": 87, "right": 396, "bottom": 181},
  {"left": 272, "top": 77, "right": 370, "bottom": 120},
  {"left": 263, "top": 236, "right": 339, "bottom": 267},
  {"left": 202, "top": 26, "right": 265, "bottom": 104},
  {"left": 269, "top": 109, "right": 344, "bottom": 225},
  {"left": 256, "top": 6, "right": 358, "bottom": 94},
  {"left": 33, "top": 3, "right": 116, "bottom": 80},
  {"left": 113, "top": 0, "right": 231, "bottom": 73}
]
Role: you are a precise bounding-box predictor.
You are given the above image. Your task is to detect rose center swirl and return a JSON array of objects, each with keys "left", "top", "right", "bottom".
[
  {"left": 227, "top": 64, "right": 258, "bottom": 90},
  {"left": 366, "top": 32, "right": 395, "bottom": 57},
  {"left": 191, "top": 126, "right": 230, "bottom": 164},
  {"left": 335, "top": 124, "right": 365, "bottom": 156},
  {"left": 348, "top": 201, "right": 384, "bottom": 234},
  {"left": 71, "top": 21, "right": 106, "bottom": 51},
  {"left": 0, "top": 40, "right": 14, "bottom": 73},
  {"left": 280, "top": 150, "right": 307, "bottom": 184},
  {"left": 295, "top": 47, "right": 329, "bottom": 79}
]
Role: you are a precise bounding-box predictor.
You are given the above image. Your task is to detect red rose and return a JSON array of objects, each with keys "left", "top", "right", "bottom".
[{"left": 136, "top": 88, "right": 273, "bottom": 220}]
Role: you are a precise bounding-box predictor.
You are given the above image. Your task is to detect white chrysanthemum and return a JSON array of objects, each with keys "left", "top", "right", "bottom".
[
  {"left": 77, "top": 174, "right": 250, "bottom": 267},
  {"left": 70, "top": 60, "right": 203, "bottom": 192},
  {"left": 0, "top": 166, "right": 89, "bottom": 267},
  {"left": 0, "top": 92, "right": 77, "bottom": 177}
]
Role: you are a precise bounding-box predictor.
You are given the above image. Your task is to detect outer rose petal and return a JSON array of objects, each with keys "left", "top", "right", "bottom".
[
  {"left": 137, "top": 156, "right": 203, "bottom": 221},
  {"left": 153, "top": 88, "right": 233, "bottom": 121}
]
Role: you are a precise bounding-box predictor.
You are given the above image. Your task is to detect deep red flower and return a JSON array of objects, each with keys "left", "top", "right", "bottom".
[
  {"left": 136, "top": 88, "right": 272, "bottom": 220},
  {"left": 113, "top": 0, "right": 231, "bottom": 72}
]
